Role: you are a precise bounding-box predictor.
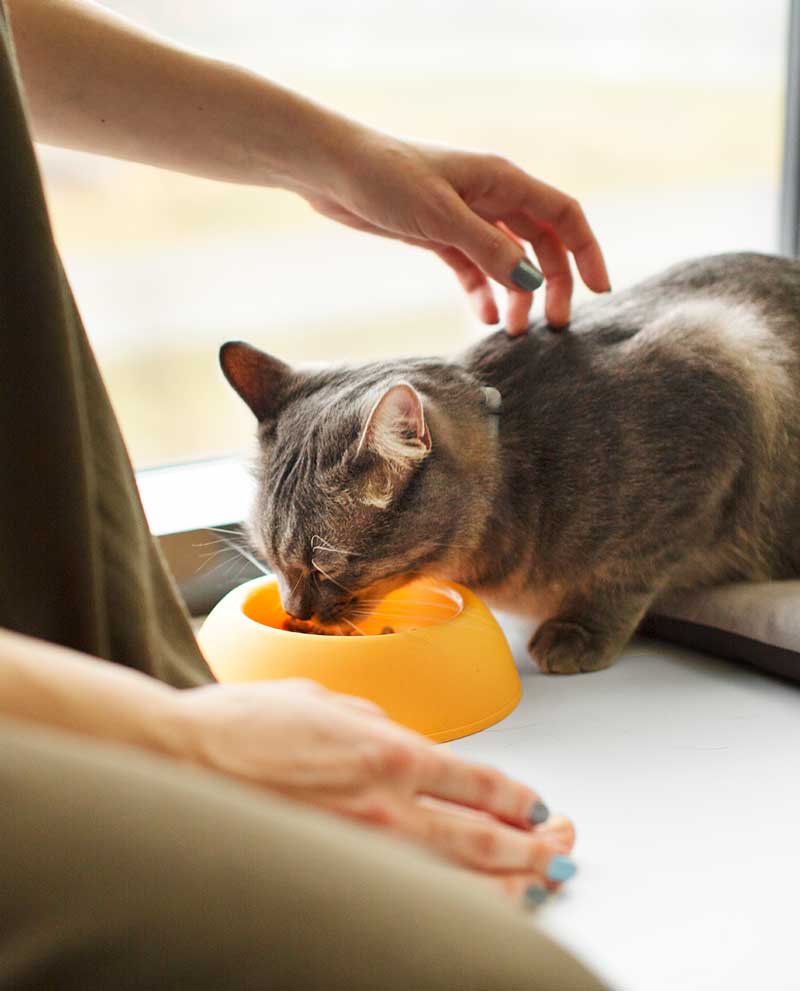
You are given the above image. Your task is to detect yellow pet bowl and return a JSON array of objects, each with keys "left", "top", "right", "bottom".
[{"left": 197, "top": 576, "right": 521, "bottom": 743}]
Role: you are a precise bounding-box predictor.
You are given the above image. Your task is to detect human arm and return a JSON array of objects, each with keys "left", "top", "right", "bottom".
[
  {"left": 0, "top": 626, "right": 575, "bottom": 898},
  {"left": 6, "top": 0, "right": 609, "bottom": 331}
]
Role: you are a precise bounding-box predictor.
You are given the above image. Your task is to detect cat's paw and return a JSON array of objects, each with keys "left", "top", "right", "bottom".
[{"left": 528, "top": 620, "right": 617, "bottom": 675}]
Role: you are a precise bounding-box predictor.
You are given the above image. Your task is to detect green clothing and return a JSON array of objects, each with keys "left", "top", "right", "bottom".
[
  {"left": 0, "top": 6, "right": 607, "bottom": 988},
  {"left": 0, "top": 2, "right": 211, "bottom": 688}
]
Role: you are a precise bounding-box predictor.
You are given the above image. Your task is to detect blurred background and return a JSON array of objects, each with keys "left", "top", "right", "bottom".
[{"left": 36, "top": 0, "right": 788, "bottom": 467}]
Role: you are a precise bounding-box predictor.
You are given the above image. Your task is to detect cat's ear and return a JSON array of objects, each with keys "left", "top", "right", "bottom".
[
  {"left": 356, "top": 382, "right": 432, "bottom": 466},
  {"left": 219, "top": 341, "right": 292, "bottom": 422}
]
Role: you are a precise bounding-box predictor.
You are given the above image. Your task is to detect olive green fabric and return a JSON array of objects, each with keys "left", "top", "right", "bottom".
[
  {"left": 0, "top": 717, "right": 608, "bottom": 991},
  {"left": 0, "top": 7, "right": 609, "bottom": 989},
  {"left": 0, "top": 2, "right": 213, "bottom": 688}
]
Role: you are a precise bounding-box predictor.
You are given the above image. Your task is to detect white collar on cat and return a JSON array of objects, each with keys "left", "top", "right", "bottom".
[
  {"left": 482, "top": 387, "right": 502, "bottom": 438},
  {"left": 482, "top": 386, "right": 502, "bottom": 414}
]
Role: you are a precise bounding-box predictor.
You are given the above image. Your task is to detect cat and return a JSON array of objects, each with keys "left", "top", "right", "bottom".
[{"left": 219, "top": 251, "right": 800, "bottom": 674}]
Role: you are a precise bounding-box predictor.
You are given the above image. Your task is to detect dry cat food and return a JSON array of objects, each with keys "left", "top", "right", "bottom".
[{"left": 281, "top": 618, "right": 395, "bottom": 636}]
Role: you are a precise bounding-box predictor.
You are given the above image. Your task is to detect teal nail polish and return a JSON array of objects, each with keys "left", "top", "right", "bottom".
[
  {"left": 546, "top": 855, "right": 576, "bottom": 883},
  {"left": 511, "top": 258, "right": 544, "bottom": 292},
  {"left": 528, "top": 801, "right": 549, "bottom": 825},
  {"left": 524, "top": 885, "right": 548, "bottom": 907}
]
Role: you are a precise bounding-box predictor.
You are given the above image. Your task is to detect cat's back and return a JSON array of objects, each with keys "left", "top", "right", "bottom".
[
  {"left": 464, "top": 251, "right": 800, "bottom": 581},
  {"left": 468, "top": 251, "right": 800, "bottom": 398},
  {"left": 591, "top": 252, "right": 800, "bottom": 429},
  {"left": 565, "top": 251, "right": 800, "bottom": 349}
]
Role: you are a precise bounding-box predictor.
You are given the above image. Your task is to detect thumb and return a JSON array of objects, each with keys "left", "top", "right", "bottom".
[{"left": 439, "top": 195, "right": 544, "bottom": 292}]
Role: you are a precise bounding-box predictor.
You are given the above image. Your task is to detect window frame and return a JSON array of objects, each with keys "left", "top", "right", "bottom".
[{"left": 781, "top": 0, "right": 800, "bottom": 256}]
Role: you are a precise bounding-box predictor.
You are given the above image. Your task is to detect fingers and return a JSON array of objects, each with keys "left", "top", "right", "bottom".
[
  {"left": 415, "top": 749, "right": 550, "bottom": 830},
  {"left": 540, "top": 199, "right": 610, "bottom": 296},
  {"left": 533, "top": 814, "right": 576, "bottom": 853},
  {"left": 425, "top": 185, "right": 603, "bottom": 334},
  {"left": 438, "top": 157, "right": 608, "bottom": 328},
  {"left": 431, "top": 244, "right": 499, "bottom": 325},
  {"left": 334, "top": 693, "right": 388, "bottom": 718},
  {"left": 484, "top": 815, "right": 578, "bottom": 907},
  {"left": 429, "top": 191, "right": 542, "bottom": 297},
  {"left": 505, "top": 289, "right": 534, "bottom": 336},
  {"left": 494, "top": 221, "right": 533, "bottom": 334},
  {"left": 531, "top": 227, "right": 573, "bottom": 328},
  {"left": 409, "top": 797, "right": 576, "bottom": 879},
  {"left": 502, "top": 169, "right": 610, "bottom": 294},
  {"left": 505, "top": 211, "right": 573, "bottom": 329},
  {"left": 487, "top": 871, "right": 553, "bottom": 908}
]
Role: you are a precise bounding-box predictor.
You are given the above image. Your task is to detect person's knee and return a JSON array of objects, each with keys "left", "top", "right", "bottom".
[
  {"left": 0, "top": 721, "right": 298, "bottom": 989},
  {"left": 0, "top": 720, "right": 607, "bottom": 991}
]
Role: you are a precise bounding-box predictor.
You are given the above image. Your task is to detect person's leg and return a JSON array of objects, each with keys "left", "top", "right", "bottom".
[
  {"left": 0, "top": 3, "right": 212, "bottom": 687},
  {"left": 0, "top": 717, "right": 607, "bottom": 991}
]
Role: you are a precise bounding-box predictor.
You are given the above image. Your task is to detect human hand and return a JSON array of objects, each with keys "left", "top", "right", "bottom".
[
  {"left": 307, "top": 129, "right": 610, "bottom": 333},
  {"left": 173, "top": 678, "right": 576, "bottom": 903},
  {"left": 7, "top": 0, "right": 605, "bottom": 335}
]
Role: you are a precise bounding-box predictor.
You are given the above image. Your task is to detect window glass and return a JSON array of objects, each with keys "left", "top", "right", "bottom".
[{"left": 37, "top": 0, "right": 787, "bottom": 467}]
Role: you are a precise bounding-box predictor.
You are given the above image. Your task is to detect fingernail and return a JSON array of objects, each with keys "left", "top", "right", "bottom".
[
  {"left": 511, "top": 258, "right": 544, "bottom": 292},
  {"left": 528, "top": 800, "right": 549, "bottom": 825},
  {"left": 524, "top": 885, "right": 548, "bottom": 907},
  {"left": 546, "top": 855, "right": 577, "bottom": 882}
]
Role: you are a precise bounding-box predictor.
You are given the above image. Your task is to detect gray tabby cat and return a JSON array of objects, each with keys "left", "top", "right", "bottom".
[{"left": 220, "top": 252, "right": 800, "bottom": 674}]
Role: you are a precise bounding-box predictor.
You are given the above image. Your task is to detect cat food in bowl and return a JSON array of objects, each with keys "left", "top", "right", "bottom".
[
  {"left": 280, "top": 617, "right": 395, "bottom": 635},
  {"left": 197, "top": 576, "right": 521, "bottom": 743}
]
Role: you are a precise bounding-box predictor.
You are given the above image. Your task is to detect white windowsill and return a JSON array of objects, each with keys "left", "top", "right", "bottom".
[{"left": 137, "top": 455, "right": 254, "bottom": 537}]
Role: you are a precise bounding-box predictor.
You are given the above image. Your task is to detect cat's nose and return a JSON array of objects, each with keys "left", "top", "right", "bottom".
[{"left": 280, "top": 580, "right": 315, "bottom": 621}]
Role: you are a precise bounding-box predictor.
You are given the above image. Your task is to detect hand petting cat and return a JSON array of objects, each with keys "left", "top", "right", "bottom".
[
  {"left": 305, "top": 132, "right": 611, "bottom": 333},
  {"left": 8, "top": 0, "right": 609, "bottom": 335}
]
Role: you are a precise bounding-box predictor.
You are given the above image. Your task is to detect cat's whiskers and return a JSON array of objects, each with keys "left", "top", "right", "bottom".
[
  {"left": 310, "top": 534, "right": 360, "bottom": 557},
  {"left": 311, "top": 559, "right": 352, "bottom": 594},
  {"left": 196, "top": 547, "right": 237, "bottom": 567},
  {"left": 195, "top": 530, "right": 256, "bottom": 566},
  {"left": 208, "top": 533, "right": 272, "bottom": 577},
  {"left": 194, "top": 534, "right": 251, "bottom": 569},
  {"left": 196, "top": 547, "right": 250, "bottom": 580},
  {"left": 287, "top": 567, "right": 305, "bottom": 602},
  {"left": 194, "top": 535, "right": 242, "bottom": 549},
  {"left": 341, "top": 616, "right": 366, "bottom": 637}
]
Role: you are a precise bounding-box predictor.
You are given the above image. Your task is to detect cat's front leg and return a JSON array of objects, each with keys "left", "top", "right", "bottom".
[{"left": 528, "top": 588, "right": 655, "bottom": 675}]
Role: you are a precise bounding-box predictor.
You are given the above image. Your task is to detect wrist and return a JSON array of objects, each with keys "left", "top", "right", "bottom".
[
  {"left": 153, "top": 685, "right": 211, "bottom": 767},
  {"left": 225, "top": 61, "right": 378, "bottom": 201}
]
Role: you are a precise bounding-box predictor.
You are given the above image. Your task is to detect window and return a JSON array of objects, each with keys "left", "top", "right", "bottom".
[
  {"left": 782, "top": 0, "right": 800, "bottom": 255},
  {"left": 37, "top": 0, "right": 788, "bottom": 471}
]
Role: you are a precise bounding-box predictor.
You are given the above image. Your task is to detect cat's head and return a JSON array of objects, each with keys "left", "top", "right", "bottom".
[{"left": 220, "top": 341, "right": 499, "bottom": 625}]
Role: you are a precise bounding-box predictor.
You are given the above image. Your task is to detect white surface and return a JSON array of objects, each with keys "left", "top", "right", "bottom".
[
  {"left": 137, "top": 457, "right": 254, "bottom": 535},
  {"left": 450, "top": 617, "right": 800, "bottom": 991}
]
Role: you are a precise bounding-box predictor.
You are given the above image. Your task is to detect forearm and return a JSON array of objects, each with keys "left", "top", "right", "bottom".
[
  {"left": 0, "top": 626, "right": 186, "bottom": 757},
  {"left": 6, "top": 0, "right": 364, "bottom": 194}
]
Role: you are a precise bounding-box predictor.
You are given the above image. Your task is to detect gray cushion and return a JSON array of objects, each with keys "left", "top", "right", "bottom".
[{"left": 641, "top": 581, "right": 800, "bottom": 683}]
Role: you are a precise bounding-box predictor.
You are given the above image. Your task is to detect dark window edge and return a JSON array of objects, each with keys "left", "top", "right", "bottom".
[{"left": 781, "top": 0, "right": 800, "bottom": 256}]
